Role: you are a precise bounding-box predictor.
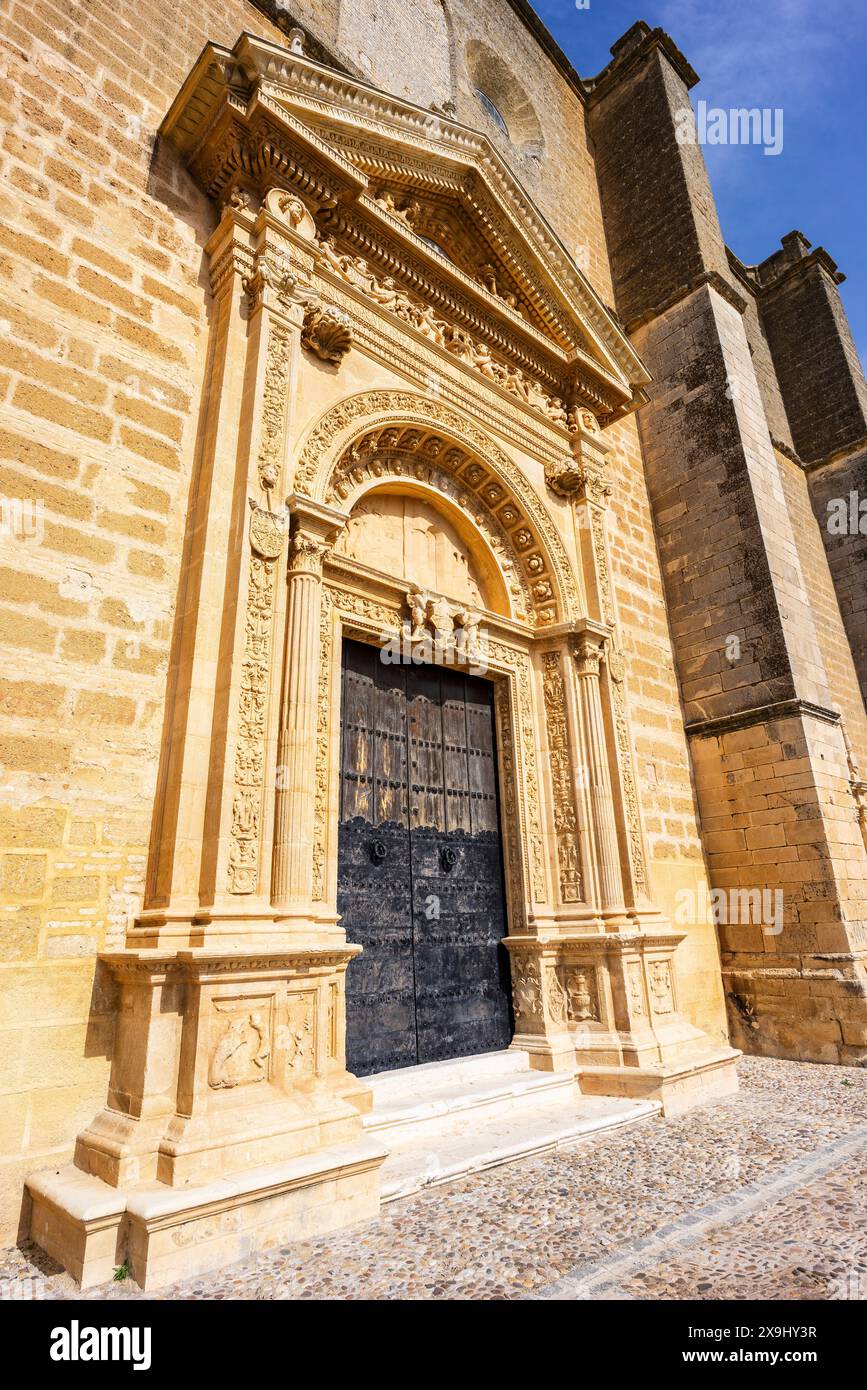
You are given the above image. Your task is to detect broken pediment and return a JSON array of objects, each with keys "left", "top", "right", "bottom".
[{"left": 160, "top": 31, "right": 650, "bottom": 422}]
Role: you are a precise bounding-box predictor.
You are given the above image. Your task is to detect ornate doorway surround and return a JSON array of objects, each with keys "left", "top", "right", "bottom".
[{"left": 26, "top": 31, "right": 738, "bottom": 1290}]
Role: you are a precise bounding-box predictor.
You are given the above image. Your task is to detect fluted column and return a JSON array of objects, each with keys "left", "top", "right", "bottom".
[
  {"left": 272, "top": 497, "right": 347, "bottom": 911},
  {"left": 572, "top": 631, "right": 625, "bottom": 913}
]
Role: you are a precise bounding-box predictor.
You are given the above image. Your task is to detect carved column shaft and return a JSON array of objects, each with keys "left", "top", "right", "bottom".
[
  {"left": 272, "top": 500, "right": 348, "bottom": 913},
  {"left": 572, "top": 633, "right": 625, "bottom": 913},
  {"left": 272, "top": 539, "right": 324, "bottom": 906}
]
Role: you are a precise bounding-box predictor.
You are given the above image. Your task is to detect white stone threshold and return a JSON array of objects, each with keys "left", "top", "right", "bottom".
[{"left": 363, "top": 1050, "right": 660, "bottom": 1202}]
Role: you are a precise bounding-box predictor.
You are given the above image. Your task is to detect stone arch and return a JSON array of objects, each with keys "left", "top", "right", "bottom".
[
  {"left": 293, "top": 391, "right": 583, "bottom": 627},
  {"left": 464, "top": 40, "right": 545, "bottom": 159}
]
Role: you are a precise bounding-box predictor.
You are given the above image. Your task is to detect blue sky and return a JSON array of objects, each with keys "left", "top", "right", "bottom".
[{"left": 529, "top": 0, "right": 867, "bottom": 367}]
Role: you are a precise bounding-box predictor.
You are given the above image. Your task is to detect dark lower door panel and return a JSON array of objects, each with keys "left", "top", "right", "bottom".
[{"left": 338, "top": 639, "right": 512, "bottom": 1076}]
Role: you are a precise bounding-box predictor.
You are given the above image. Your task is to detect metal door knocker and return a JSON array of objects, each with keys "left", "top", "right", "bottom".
[
  {"left": 370, "top": 839, "right": 387, "bottom": 864},
  {"left": 441, "top": 846, "right": 459, "bottom": 871}
]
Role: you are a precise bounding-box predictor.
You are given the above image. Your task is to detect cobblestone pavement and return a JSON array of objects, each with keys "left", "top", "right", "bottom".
[{"left": 2, "top": 1057, "right": 865, "bottom": 1301}]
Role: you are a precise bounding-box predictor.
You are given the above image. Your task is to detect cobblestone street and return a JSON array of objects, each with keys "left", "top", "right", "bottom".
[{"left": 2, "top": 1057, "right": 866, "bottom": 1301}]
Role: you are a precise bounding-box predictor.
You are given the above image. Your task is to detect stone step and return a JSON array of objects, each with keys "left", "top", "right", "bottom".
[
  {"left": 365, "top": 1058, "right": 577, "bottom": 1141},
  {"left": 360, "top": 1050, "right": 660, "bottom": 1202},
  {"left": 366, "top": 1048, "right": 533, "bottom": 1108},
  {"left": 377, "top": 1092, "right": 660, "bottom": 1202}
]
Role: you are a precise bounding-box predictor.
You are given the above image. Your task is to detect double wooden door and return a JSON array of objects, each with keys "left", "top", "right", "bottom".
[{"left": 337, "top": 640, "right": 513, "bottom": 1076}]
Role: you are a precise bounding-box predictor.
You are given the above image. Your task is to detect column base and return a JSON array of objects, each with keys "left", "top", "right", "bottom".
[
  {"left": 577, "top": 1042, "right": 740, "bottom": 1116},
  {"left": 27, "top": 1138, "right": 386, "bottom": 1291}
]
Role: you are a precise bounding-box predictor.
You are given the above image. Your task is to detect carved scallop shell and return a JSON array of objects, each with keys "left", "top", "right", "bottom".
[{"left": 301, "top": 307, "right": 353, "bottom": 364}]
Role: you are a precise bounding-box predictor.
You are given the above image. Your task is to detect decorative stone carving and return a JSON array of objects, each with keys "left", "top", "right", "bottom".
[
  {"left": 546, "top": 965, "right": 569, "bottom": 1027},
  {"left": 405, "top": 587, "right": 485, "bottom": 665},
  {"left": 278, "top": 192, "right": 306, "bottom": 227},
  {"left": 283, "top": 993, "right": 315, "bottom": 1074},
  {"left": 312, "top": 233, "right": 570, "bottom": 423},
  {"left": 228, "top": 549, "right": 277, "bottom": 893},
  {"left": 628, "top": 961, "right": 646, "bottom": 1018},
  {"left": 311, "top": 588, "right": 335, "bottom": 902},
  {"left": 372, "top": 187, "right": 418, "bottom": 228},
  {"left": 301, "top": 303, "right": 354, "bottom": 364},
  {"left": 494, "top": 681, "right": 526, "bottom": 926},
  {"left": 249, "top": 502, "right": 287, "bottom": 560},
  {"left": 511, "top": 955, "right": 542, "bottom": 1024},
  {"left": 209, "top": 1005, "right": 271, "bottom": 1089},
  {"left": 564, "top": 966, "right": 599, "bottom": 1023},
  {"left": 542, "top": 651, "right": 583, "bottom": 903},
  {"left": 288, "top": 533, "right": 326, "bottom": 574},
  {"left": 296, "top": 394, "right": 582, "bottom": 624},
  {"left": 242, "top": 252, "right": 298, "bottom": 315},
  {"left": 649, "top": 960, "right": 675, "bottom": 1015},
  {"left": 546, "top": 411, "right": 612, "bottom": 501},
  {"left": 256, "top": 321, "right": 293, "bottom": 491}
]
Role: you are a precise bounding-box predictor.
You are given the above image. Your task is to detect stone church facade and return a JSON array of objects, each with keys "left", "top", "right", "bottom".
[{"left": 0, "top": 0, "right": 865, "bottom": 1287}]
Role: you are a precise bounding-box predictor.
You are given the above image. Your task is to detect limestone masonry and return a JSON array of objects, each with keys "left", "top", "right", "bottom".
[{"left": 0, "top": 0, "right": 864, "bottom": 1287}]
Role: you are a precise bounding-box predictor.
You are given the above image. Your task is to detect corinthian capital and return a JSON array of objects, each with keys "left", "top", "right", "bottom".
[
  {"left": 284, "top": 495, "right": 350, "bottom": 577},
  {"left": 571, "top": 630, "right": 607, "bottom": 677},
  {"left": 287, "top": 532, "right": 327, "bottom": 576}
]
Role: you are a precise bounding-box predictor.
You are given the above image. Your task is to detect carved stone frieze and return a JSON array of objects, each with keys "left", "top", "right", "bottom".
[
  {"left": 312, "top": 231, "right": 571, "bottom": 425},
  {"left": 329, "top": 442, "right": 535, "bottom": 622},
  {"left": 228, "top": 548, "right": 278, "bottom": 894},
  {"left": 542, "top": 651, "right": 583, "bottom": 904}
]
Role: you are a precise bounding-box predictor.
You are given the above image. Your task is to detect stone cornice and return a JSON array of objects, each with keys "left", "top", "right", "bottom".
[
  {"left": 685, "top": 698, "right": 841, "bottom": 740},
  {"left": 158, "top": 31, "right": 650, "bottom": 418},
  {"left": 803, "top": 431, "right": 867, "bottom": 474},
  {"left": 625, "top": 269, "right": 747, "bottom": 336}
]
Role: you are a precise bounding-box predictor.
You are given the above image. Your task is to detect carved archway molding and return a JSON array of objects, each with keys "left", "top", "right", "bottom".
[{"left": 292, "top": 390, "right": 584, "bottom": 628}]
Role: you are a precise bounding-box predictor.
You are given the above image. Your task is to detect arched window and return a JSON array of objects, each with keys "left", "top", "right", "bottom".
[
  {"left": 466, "top": 42, "right": 545, "bottom": 160},
  {"left": 475, "top": 88, "right": 509, "bottom": 139}
]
